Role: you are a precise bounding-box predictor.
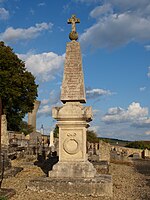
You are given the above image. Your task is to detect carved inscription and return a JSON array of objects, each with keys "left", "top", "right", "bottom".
[{"left": 61, "top": 41, "right": 86, "bottom": 103}]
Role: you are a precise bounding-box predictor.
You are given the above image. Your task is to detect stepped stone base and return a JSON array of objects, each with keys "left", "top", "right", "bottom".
[
  {"left": 28, "top": 174, "right": 113, "bottom": 197},
  {"left": 49, "top": 161, "right": 96, "bottom": 178}
]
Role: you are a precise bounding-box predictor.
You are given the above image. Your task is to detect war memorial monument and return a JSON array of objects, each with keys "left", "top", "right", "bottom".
[{"left": 28, "top": 15, "right": 113, "bottom": 198}]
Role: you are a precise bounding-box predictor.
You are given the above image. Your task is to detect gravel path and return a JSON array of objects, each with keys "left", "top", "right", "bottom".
[{"left": 2, "top": 159, "right": 150, "bottom": 200}]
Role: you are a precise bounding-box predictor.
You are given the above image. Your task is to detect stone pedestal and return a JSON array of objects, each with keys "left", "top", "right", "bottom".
[{"left": 49, "top": 102, "right": 96, "bottom": 178}]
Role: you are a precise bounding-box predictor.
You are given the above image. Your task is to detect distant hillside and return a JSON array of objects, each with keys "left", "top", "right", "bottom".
[
  {"left": 99, "top": 137, "right": 150, "bottom": 149},
  {"left": 99, "top": 137, "right": 130, "bottom": 146}
]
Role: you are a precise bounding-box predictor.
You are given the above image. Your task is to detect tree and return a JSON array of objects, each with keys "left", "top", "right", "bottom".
[
  {"left": 0, "top": 41, "right": 38, "bottom": 131},
  {"left": 87, "top": 130, "right": 99, "bottom": 143},
  {"left": 19, "top": 121, "right": 33, "bottom": 136},
  {"left": 125, "top": 141, "right": 150, "bottom": 150},
  {"left": 53, "top": 125, "right": 59, "bottom": 138}
]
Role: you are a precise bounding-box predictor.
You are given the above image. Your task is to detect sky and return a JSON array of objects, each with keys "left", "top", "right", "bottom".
[{"left": 0, "top": 0, "right": 150, "bottom": 141}]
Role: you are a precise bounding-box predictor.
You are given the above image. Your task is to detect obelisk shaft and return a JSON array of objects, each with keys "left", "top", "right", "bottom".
[{"left": 61, "top": 40, "right": 86, "bottom": 103}]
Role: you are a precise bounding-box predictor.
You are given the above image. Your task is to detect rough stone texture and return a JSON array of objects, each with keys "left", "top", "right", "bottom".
[
  {"left": 99, "top": 140, "right": 111, "bottom": 162},
  {"left": 1, "top": 114, "right": 9, "bottom": 146},
  {"left": 28, "top": 100, "right": 41, "bottom": 132},
  {"left": 0, "top": 188, "right": 16, "bottom": 199},
  {"left": 61, "top": 41, "right": 86, "bottom": 103},
  {"left": 144, "top": 148, "right": 150, "bottom": 158},
  {"left": 28, "top": 175, "right": 112, "bottom": 197},
  {"left": 49, "top": 161, "right": 96, "bottom": 178},
  {"left": 51, "top": 102, "right": 96, "bottom": 178}
]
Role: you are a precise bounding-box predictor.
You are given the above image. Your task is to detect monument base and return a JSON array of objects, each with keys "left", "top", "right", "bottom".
[
  {"left": 28, "top": 174, "right": 113, "bottom": 198},
  {"left": 49, "top": 161, "right": 96, "bottom": 178}
]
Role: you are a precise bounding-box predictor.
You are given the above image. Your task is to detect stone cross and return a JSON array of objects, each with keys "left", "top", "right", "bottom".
[{"left": 68, "top": 15, "right": 80, "bottom": 32}]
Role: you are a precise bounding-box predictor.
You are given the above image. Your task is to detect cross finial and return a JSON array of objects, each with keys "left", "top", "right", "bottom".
[
  {"left": 68, "top": 14, "right": 80, "bottom": 32},
  {"left": 68, "top": 15, "right": 80, "bottom": 41}
]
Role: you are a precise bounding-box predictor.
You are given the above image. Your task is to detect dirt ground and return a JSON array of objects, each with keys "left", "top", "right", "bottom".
[{"left": 1, "top": 158, "right": 150, "bottom": 200}]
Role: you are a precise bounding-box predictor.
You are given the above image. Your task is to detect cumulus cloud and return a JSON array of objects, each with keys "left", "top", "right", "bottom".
[
  {"left": 18, "top": 52, "right": 65, "bottom": 82},
  {"left": 102, "top": 102, "right": 149, "bottom": 124},
  {"left": 145, "top": 45, "right": 150, "bottom": 51},
  {"left": 79, "top": 1, "right": 150, "bottom": 49},
  {"left": 38, "top": 90, "right": 61, "bottom": 118},
  {"left": 0, "top": 8, "right": 9, "bottom": 20},
  {"left": 38, "top": 105, "right": 51, "bottom": 117},
  {"left": 147, "top": 67, "right": 150, "bottom": 78},
  {"left": 90, "top": 4, "right": 113, "bottom": 18},
  {"left": 0, "top": 22, "right": 53, "bottom": 42},
  {"left": 145, "top": 130, "right": 150, "bottom": 135},
  {"left": 132, "top": 118, "right": 150, "bottom": 128},
  {"left": 86, "top": 88, "right": 113, "bottom": 99}
]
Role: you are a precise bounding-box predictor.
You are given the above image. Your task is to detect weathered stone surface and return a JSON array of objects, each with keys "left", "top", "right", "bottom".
[
  {"left": 51, "top": 102, "right": 96, "bottom": 178},
  {"left": 28, "top": 100, "right": 41, "bottom": 132},
  {"left": 52, "top": 102, "right": 92, "bottom": 121},
  {"left": 1, "top": 114, "right": 9, "bottom": 146},
  {"left": 61, "top": 41, "right": 86, "bottom": 103},
  {"left": 49, "top": 161, "right": 96, "bottom": 178},
  {"left": 28, "top": 174, "right": 113, "bottom": 197}
]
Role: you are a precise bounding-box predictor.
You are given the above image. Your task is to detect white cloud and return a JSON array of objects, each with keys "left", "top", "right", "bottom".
[
  {"left": 145, "top": 130, "right": 150, "bottom": 135},
  {"left": 38, "top": 90, "right": 61, "bottom": 118},
  {"left": 41, "top": 99, "right": 49, "bottom": 105},
  {"left": 79, "top": 1, "right": 150, "bottom": 49},
  {"left": 0, "top": 22, "right": 53, "bottom": 42},
  {"left": 38, "top": 105, "right": 52, "bottom": 117},
  {"left": 145, "top": 45, "right": 150, "bottom": 51},
  {"left": 75, "top": 0, "right": 99, "bottom": 3},
  {"left": 38, "top": 2, "right": 46, "bottom": 7},
  {"left": 0, "top": 8, "right": 9, "bottom": 20},
  {"left": 147, "top": 67, "right": 150, "bottom": 78},
  {"left": 139, "top": 87, "right": 146, "bottom": 92},
  {"left": 132, "top": 118, "right": 150, "bottom": 128},
  {"left": 18, "top": 52, "right": 65, "bottom": 82},
  {"left": 102, "top": 102, "right": 149, "bottom": 124},
  {"left": 90, "top": 4, "right": 113, "bottom": 18},
  {"left": 86, "top": 88, "right": 113, "bottom": 99}
]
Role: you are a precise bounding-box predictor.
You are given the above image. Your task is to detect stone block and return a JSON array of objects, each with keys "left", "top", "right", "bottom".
[{"left": 28, "top": 174, "right": 113, "bottom": 198}]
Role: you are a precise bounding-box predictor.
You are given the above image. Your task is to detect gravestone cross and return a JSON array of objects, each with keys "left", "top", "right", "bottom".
[{"left": 68, "top": 14, "right": 80, "bottom": 32}]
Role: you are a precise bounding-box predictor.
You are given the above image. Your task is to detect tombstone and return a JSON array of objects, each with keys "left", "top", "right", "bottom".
[
  {"left": 28, "top": 100, "right": 41, "bottom": 132},
  {"left": 49, "top": 15, "right": 96, "bottom": 179},
  {"left": 50, "top": 131, "right": 54, "bottom": 147},
  {"left": 1, "top": 115, "right": 9, "bottom": 147},
  {"left": 28, "top": 15, "right": 112, "bottom": 198}
]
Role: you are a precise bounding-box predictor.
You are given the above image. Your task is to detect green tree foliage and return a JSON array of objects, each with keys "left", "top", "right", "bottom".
[
  {"left": 0, "top": 41, "right": 38, "bottom": 131},
  {"left": 125, "top": 141, "right": 150, "bottom": 150},
  {"left": 87, "top": 130, "right": 99, "bottom": 143},
  {"left": 19, "top": 121, "right": 33, "bottom": 136},
  {"left": 53, "top": 125, "right": 59, "bottom": 138}
]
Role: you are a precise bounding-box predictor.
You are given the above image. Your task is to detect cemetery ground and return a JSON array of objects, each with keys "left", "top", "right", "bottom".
[{"left": 1, "top": 157, "right": 149, "bottom": 200}]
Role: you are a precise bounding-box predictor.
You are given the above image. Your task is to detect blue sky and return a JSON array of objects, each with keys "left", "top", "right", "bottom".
[{"left": 0, "top": 0, "right": 150, "bottom": 141}]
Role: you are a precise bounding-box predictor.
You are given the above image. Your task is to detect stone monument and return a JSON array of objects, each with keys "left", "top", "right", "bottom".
[
  {"left": 49, "top": 14, "right": 96, "bottom": 178},
  {"left": 1, "top": 115, "right": 9, "bottom": 147},
  {"left": 28, "top": 100, "right": 41, "bottom": 132},
  {"left": 28, "top": 15, "right": 112, "bottom": 198}
]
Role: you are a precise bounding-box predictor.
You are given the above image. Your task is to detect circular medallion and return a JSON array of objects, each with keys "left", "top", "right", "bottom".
[{"left": 63, "top": 138, "right": 80, "bottom": 155}]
